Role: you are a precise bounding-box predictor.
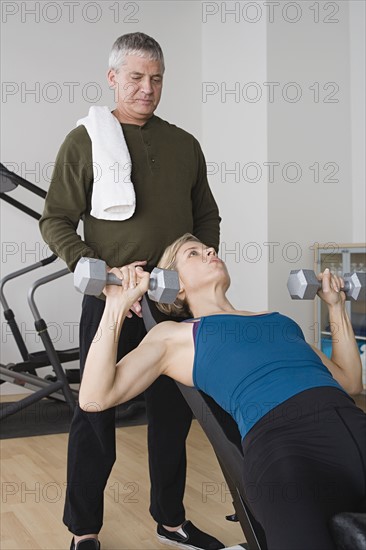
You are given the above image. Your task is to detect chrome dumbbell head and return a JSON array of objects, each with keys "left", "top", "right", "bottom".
[
  {"left": 343, "top": 272, "right": 366, "bottom": 302},
  {"left": 74, "top": 257, "right": 107, "bottom": 296},
  {"left": 74, "top": 258, "right": 180, "bottom": 304},
  {"left": 149, "top": 268, "right": 180, "bottom": 304},
  {"left": 287, "top": 269, "right": 320, "bottom": 300}
]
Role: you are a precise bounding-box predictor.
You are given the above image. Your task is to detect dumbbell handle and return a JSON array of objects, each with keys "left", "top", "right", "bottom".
[
  {"left": 305, "top": 273, "right": 352, "bottom": 294},
  {"left": 106, "top": 269, "right": 159, "bottom": 291}
]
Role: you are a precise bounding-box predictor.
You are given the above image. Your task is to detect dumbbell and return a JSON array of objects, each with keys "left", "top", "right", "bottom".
[
  {"left": 74, "top": 257, "right": 180, "bottom": 304},
  {"left": 287, "top": 269, "right": 366, "bottom": 301}
]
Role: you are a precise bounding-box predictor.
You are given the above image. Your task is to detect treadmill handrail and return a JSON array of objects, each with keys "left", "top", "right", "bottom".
[
  {"left": 27, "top": 267, "right": 71, "bottom": 321},
  {"left": 0, "top": 193, "right": 42, "bottom": 220},
  {"left": 0, "top": 254, "right": 58, "bottom": 310},
  {"left": 0, "top": 162, "right": 47, "bottom": 198}
]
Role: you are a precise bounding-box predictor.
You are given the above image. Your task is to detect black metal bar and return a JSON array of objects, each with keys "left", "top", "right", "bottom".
[
  {"left": 0, "top": 380, "right": 64, "bottom": 420},
  {"left": 28, "top": 268, "right": 70, "bottom": 321},
  {"left": 8, "top": 357, "right": 50, "bottom": 373},
  {"left": 1, "top": 255, "right": 58, "bottom": 361},
  {"left": 0, "top": 366, "right": 78, "bottom": 400},
  {"left": 0, "top": 366, "right": 60, "bottom": 389},
  {"left": 0, "top": 193, "right": 41, "bottom": 220},
  {"left": 0, "top": 255, "right": 58, "bottom": 291},
  {"left": 4, "top": 311, "right": 29, "bottom": 361},
  {"left": 37, "top": 326, "right": 76, "bottom": 412},
  {"left": 15, "top": 178, "right": 47, "bottom": 198},
  {"left": 40, "top": 254, "right": 58, "bottom": 266},
  {"left": 0, "top": 163, "right": 47, "bottom": 198}
]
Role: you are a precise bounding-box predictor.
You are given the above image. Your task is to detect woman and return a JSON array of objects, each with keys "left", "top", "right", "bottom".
[{"left": 79, "top": 233, "right": 366, "bottom": 550}]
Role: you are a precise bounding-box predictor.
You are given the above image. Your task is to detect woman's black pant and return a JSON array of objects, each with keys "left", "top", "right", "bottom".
[
  {"left": 63, "top": 296, "right": 193, "bottom": 535},
  {"left": 241, "top": 386, "right": 366, "bottom": 550}
]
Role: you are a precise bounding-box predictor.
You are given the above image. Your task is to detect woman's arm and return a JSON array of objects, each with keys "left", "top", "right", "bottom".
[
  {"left": 311, "top": 268, "right": 363, "bottom": 396},
  {"left": 78, "top": 263, "right": 171, "bottom": 411}
]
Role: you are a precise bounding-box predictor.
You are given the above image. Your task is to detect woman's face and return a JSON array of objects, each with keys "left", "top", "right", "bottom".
[{"left": 175, "top": 240, "right": 230, "bottom": 293}]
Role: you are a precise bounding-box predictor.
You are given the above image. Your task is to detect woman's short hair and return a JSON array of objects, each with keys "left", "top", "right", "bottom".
[
  {"left": 156, "top": 233, "right": 202, "bottom": 318},
  {"left": 109, "top": 32, "right": 165, "bottom": 73}
]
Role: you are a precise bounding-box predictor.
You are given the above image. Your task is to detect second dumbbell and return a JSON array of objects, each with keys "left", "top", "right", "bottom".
[{"left": 287, "top": 269, "right": 366, "bottom": 301}]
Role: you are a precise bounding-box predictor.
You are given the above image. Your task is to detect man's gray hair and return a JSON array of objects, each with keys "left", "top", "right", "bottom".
[{"left": 109, "top": 32, "right": 165, "bottom": 73}]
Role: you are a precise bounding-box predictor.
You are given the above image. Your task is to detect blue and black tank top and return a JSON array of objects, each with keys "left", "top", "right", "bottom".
[{"left": 190, "top": 313, "right": 344, "bottom": 440}]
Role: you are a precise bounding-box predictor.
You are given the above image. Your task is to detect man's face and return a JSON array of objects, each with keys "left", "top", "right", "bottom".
[{"left": 108, "top": 54, "right": 163, "bottom": 123}]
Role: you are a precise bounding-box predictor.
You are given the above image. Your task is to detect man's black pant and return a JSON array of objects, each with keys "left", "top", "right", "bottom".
[{"left": 63, "top": 295, "right": 193, "bottom": 535}]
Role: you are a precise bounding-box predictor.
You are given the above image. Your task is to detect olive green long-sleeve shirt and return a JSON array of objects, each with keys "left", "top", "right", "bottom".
[{"left": 40, "top": 114, "right": 220, "bottom": 271}]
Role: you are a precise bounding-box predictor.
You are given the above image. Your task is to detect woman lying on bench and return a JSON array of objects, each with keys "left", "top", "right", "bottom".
[{"left": 79, "top": 233, "right": 366, "bottom": 550}]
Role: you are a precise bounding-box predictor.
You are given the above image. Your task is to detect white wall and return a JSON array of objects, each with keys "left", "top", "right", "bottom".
[
  {"left": 350, "top": 0, "right": 366, "bottom": 242},
  {"left": 201, "top": 1, "right": 268, "bottom": 312},
  {"left": 1, "top": 1, "right": 365, "bottom": 394},
  {"left": 267, "top": 0, "right": 354, "bottom": 340}
]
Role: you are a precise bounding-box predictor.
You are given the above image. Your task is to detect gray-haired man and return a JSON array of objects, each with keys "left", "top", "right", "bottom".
[{"left": 40, "top": 33, "right": 224, "bottom": 550}]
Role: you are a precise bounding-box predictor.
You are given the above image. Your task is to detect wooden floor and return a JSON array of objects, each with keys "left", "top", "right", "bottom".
[
  {"left": 1, "top": 396, "right": 244, "bottom": 550},
  {"left": 3, "top": 392, "right": 365, "bottom": 550}
]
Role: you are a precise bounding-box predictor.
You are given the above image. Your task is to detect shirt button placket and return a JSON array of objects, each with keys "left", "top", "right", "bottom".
[{"left": 142, "top": 128, "right": 155, "bottom": 167}]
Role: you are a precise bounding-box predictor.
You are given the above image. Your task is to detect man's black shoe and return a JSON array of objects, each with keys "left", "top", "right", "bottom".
[
  {"left": 70, "top": 538, "right": 100, "bottom": 550},
  {"left": 157, "top": 520, "right": 225, "bottom": 550}
]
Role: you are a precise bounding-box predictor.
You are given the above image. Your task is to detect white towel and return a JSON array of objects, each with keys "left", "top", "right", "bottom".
[{"left": 76, "top": 106, "right": 136, "bottom": 220}]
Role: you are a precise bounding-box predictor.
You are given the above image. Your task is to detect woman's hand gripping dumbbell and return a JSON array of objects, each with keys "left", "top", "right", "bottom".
[
  {"left": 74, "top": 257, "right": 180, "bottom": 317},
  {"left": 287, "top": 268, "right": 365, "bottom": 301}
]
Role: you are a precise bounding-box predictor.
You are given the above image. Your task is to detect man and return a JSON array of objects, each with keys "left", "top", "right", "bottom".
[{"left": 40, "top": 33, "right": 223, "bottom": 550}]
